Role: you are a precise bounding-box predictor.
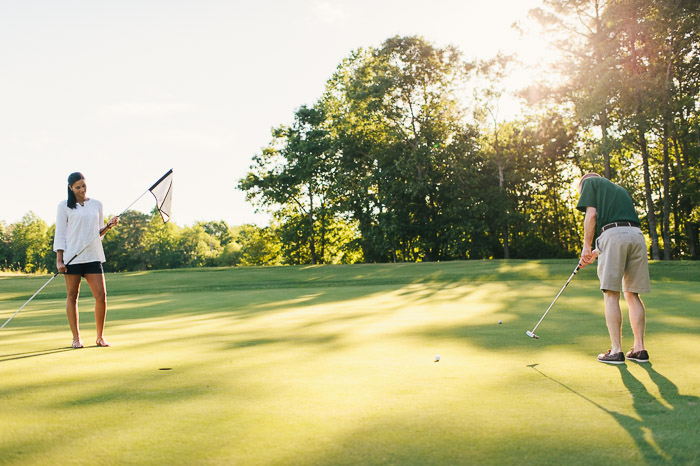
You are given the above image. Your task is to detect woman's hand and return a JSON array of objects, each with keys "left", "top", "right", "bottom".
[
  {"left": 57, "top": 260, "right": 67, "bottom": 274},
  {"left": 101, "top": 216, "right": 120, "bottom": 236}
]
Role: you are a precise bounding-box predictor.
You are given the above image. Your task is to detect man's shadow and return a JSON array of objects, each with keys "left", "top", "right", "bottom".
[
  {"left": 529, "top": 363, "right": 700, "bottom": 464},
  {"left": 613, "top": 363, "right": 700, "bottom": 464}
]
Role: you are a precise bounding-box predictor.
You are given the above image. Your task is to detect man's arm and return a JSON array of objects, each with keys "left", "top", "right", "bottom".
[{"left": 580, "top": 206, "right": 598, "bottom": 267}]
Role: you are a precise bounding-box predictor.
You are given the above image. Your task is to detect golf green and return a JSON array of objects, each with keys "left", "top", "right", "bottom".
[{"left": 1, "top": 261, "right": 699, "bottom": 465}]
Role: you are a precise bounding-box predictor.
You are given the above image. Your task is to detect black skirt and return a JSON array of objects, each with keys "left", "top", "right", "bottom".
[{"left": 65, "top": 261, "right": 104, "bottom": 276}]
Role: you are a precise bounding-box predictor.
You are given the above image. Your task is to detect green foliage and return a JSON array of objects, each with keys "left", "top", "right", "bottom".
[
  {"left": 233, "top": 224, "right": 281, "bottom": 266},
  {"left": 1, "top": 208, "right": 289, "bottom": 273},
  {"left": 239, "top": 105, "right": 336, "bottom": 264},
  {"left": 2, "top": 212, "right": 52, "bottom": 273},
  {"left": 530, "top": 0, "right": 700, "bottom": 259},
  {"left": 102, "top": 211, "right": 152, "bottom": 272},
  {"left": 319, "top": 36, "right": 491, "bottom": 262},
  {"left": 5, "top": 6, "right": 700, "bottom": 269},
  {"left": 0, "top": 222, "right": 10, "bottom": 270},
  {"left": 240, "top": 35, "right": 604, "bottom": 263},
  {"left": 178, "top": 224, "right": 222, "bottom": 268}
]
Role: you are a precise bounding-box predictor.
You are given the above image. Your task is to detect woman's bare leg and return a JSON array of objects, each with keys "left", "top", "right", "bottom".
[
  {"left": 65, "top": 274, "right": 82, "bottom": 343},
  {"left": 84, "top": 273, "right": 110, "bottom": 346}
]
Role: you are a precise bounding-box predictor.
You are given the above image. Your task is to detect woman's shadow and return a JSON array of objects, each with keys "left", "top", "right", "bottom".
[
  {"left": 0, "top": 347, "right": 74, "bottom": 362},
  {"left": 613, "top": 363, "right": 700, "bottom": 464}
]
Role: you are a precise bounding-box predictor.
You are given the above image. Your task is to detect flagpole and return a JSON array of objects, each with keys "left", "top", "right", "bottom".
[
  {"left": 0, "top": 170, "right": 173, "bottom": 333},
  {"left": 149, "top": 168, "right": 173, "bottom": 191}
]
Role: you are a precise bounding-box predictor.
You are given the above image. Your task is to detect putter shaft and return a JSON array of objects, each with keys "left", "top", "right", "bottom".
[{"left": 526, "top": 262, "right": 582, "bottom": 339}]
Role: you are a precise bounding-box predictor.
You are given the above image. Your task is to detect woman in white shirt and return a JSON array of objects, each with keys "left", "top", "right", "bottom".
[{"left": 54, "top": 172, "right": 119, "bottom": 348}]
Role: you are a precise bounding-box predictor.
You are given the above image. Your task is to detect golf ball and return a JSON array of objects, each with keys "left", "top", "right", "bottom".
[
  {"left": 434, "top": 354, "right": 440, "bottom": 362},
  {"left": 499, "top": 320, "right": 502, "bottom": 324}
]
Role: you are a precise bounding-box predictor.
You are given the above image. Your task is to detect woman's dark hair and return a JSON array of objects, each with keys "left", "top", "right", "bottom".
[{"left": 66, "top": 172, "right": 85, "bottom": 209}]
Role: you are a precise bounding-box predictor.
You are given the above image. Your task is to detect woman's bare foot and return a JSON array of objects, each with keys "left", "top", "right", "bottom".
[
  {"left": 96, "top": 336, "right": 111, "bottom": 347},
  {"left": 72, "top": 338, "right": 84, "bottom": 349}
]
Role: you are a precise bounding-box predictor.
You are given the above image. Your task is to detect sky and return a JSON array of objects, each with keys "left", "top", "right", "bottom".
[{"left": 1, "top": 0, "right": 554, "bottom": 228}]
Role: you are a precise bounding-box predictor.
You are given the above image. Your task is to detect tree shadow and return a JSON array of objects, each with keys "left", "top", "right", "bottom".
[{"left": 529, "top": 363, "right": 700, "bottom": 464}]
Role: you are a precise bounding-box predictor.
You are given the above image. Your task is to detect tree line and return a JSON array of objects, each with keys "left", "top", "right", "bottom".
[
  {"left": 0, "top": 210, "right": 281, "bottom": 273},
  {"left": 3, "top": 1, "right": 699, "bottom": 271},
  {"left": 240, "top": 0, "right": 700, "bottom": 263}
]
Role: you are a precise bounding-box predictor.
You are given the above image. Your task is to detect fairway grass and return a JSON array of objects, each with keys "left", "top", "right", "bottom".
[{"left": 1, "top": 261, "right": 699, "bottom": 465}]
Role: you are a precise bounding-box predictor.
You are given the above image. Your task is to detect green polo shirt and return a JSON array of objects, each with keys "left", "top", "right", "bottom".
[{"left": 576, "top": 177, "right": 640, "bottom": 233}]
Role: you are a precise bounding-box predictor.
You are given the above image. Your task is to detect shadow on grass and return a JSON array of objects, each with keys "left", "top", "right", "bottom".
[
  {"left": 615, "top": 363, "right": 700, "bottom": 465},
  {"left": 0, "top": 347, "right": 74, "bottom": 362},
  {"left": 2, "top": 263, "right": 698, "bottom": 367},
  {"left": 529, "top": 363, "right": 700, "bottom": 465}
]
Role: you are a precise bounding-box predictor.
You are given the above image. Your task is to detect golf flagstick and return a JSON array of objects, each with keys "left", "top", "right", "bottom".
[
  {"left": 526, "top": 249, "right": 599, "bottom": 340},
  {"left": 0, "top": 169, "right": 173, "bottom": 333}
]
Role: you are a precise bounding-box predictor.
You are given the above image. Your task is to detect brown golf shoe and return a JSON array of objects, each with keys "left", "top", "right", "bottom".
[
  {"left": 626, "top": 349, "right": 650, "bottom": 363},
  {"left": 597, "top": 350, "right": 625, "bottom": 365}
]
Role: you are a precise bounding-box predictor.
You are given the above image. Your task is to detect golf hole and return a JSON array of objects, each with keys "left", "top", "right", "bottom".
[{"left": 159, "top": 368, "right": 172, "bottom": 371}]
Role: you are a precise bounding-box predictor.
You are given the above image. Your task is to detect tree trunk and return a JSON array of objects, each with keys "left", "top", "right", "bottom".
[
  {"left": 661, "top": 123, "right": 671, "bottom": 260},
  {"left": 359, "top": 222, "right": 373, "bottom": 263},
  {"left": 687, "top": 222, "right": 698, "bottom": 259},
  {"left": 307, "top": 186, "right": 316, "bottom": 264},
  {"left": 498, "top": 163, "right": 509, "bottom": 259},
  {"left": 675, "top": 116, "right": 698, "bottom": 257},
  {"left": 638, "top": 129, "right": 660, "bottom": 260},
  {"left": 319, "top": 205, "right": 326, "bottom": 264},
  {"left": 600, "top": 108, "right": 611, "bottom": 179}
]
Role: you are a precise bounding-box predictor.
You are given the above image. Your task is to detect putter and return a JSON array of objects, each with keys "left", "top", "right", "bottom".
[{"left": 526, "top": 255, "right": 594, "bottom": 339}]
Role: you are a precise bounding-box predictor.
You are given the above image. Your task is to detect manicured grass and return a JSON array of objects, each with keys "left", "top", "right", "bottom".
[{"left": 1, "top": 261, "right": 699, "bottom": 465}]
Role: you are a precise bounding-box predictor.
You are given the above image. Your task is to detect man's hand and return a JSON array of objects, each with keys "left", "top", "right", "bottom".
[{"left": 580, "top": 245, "right": 599, "bottom": 268}]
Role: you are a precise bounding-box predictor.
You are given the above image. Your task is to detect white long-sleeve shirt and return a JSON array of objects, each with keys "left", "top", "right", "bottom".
[{"left": 53, "top": 199, "right": 106, "bottom": 264}]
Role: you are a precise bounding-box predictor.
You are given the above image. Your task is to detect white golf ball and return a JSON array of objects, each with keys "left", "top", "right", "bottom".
[
  {"left": 499, "top": 320, "right": 502, "bottom": 324},
  {"left": 434, "top": 354, "right": 440, "bottom": 362}
]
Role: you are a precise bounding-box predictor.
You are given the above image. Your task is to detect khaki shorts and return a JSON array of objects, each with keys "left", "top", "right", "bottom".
[{"left": 596, "top": 226, "right": 650, "bottom": 293}]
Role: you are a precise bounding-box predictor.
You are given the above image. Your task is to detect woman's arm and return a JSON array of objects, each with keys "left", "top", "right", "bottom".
[{"left": 100, "top": 216, "right": 119, "bottom": 236}]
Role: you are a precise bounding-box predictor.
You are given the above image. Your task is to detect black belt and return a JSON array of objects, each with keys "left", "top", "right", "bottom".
[{"left": 601, "top": 221, "right": 640, "bottom": 233}]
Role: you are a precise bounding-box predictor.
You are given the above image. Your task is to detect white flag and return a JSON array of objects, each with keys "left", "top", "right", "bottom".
[{"left": 149, "top": 169, "right": 173, "bottom": 223}]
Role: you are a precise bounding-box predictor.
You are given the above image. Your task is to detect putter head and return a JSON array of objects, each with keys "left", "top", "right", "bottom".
[{"left": 526, "top": 330, "right": 539, "bottom": 339}]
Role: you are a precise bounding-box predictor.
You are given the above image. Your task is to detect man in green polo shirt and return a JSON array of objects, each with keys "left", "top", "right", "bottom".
[{"left": 577, "top": 173, "right": 651, "bottom": 365}]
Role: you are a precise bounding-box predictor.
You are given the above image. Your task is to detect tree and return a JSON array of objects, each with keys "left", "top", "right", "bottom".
[
  {"left": 178, "top": 224, "right": 221, "bottom": 268},
  {"left": 144, "top": 213, "right": 183, "bottom": 269},
  {"left": 239, "top": 105, "right": 335, "bottom": 264},
  {"left": 323, "top": 36, "right": 484, "bottom": 261},
  {"left": 101, "top": 210, "right": 152, "bottom": 271},
  {"left": 8, "top": 212, "right": 51, "bottom": 273},
  {"left": 0, "top": 222, "right": 10, "bottom": 270},
  {"left": 529, "top": 0, "right": 617, "bottom": 179},
  {"left": 233, "top": 224, "right": 281, "bottom": 266},
  {"left": 528, "top": 0, "right": 700, "bottom": 260},
  {"left": 469, "top": 54, "right": 523, "bottom": 259}
]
